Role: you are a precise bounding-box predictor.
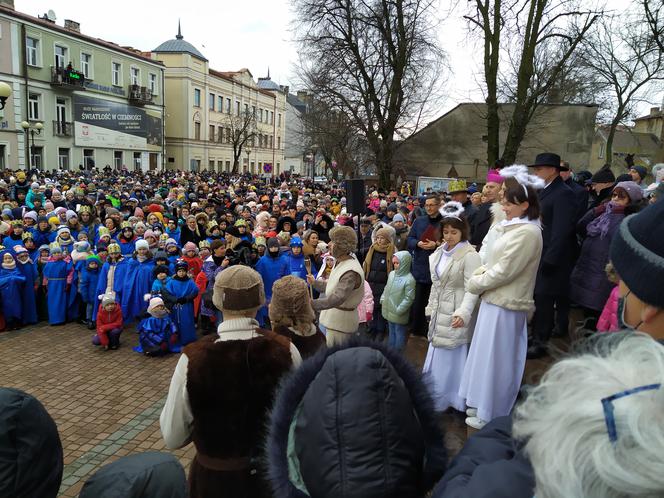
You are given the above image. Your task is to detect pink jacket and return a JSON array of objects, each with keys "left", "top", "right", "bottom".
[
  {"left": 597, "top": 285, "right": 620, "bottom": 333},
  {"left": 368, "top": 198, "right": 381, "bottom": 213},
  {"left": 357, "top": 280, "right": 375, "bottom": 323}
]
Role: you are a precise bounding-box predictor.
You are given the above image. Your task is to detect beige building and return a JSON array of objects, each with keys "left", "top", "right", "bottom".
[
  {"left": 151, "top": 26, "right": 287, "bottom": 175},
  {"left": 393, "top": 103, "right": 598, "bottom": 181}
]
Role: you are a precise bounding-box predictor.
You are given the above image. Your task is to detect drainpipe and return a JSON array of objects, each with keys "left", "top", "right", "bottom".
[
  {"left": 20, "top": 23, "right": 30, "bottom": 170},
  {"left": 161, "top": 67, "right": 165, "bottom": 170}
]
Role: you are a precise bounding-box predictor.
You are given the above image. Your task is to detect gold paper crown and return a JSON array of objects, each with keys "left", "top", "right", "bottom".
[
  {"left": 120, "top": 221, "right": 132, "bottom": 229},
  {"left": 448, "top": 179, "right": 468, "bottom": 194},
  {"left": 10, "top": 220, "right": 23, "bottom": 227}
]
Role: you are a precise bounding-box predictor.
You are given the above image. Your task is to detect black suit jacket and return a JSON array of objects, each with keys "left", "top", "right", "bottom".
[
  {"left": 469, "top": 202, "right": 493, "bottom": 250},
  {"left": 535, "top": 176, "right": 577, "bottom": 297}
]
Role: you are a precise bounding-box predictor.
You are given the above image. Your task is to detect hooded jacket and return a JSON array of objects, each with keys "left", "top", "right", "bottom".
[
  {"left": 267, "top": 340, "right": 447, "bottom": 498},
  {"left": 79, "top": 452, "right": 187, "bottom": 498},
  {"left": 380, "top": 251, "right": 416, "bottom": 324},
  {"left": 0, "top": 388, "right": 63, "bottom": 498}
]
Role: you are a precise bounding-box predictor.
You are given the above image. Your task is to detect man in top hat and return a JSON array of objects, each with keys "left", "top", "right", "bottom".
[
  {"left": 160, "top": 265, "right": 301, "bottom": 498},
  {"left": 528, "top": 152, "right": 577, "bottom": 359}
]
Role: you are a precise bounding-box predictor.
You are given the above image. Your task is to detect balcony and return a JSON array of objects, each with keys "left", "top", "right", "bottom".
[
  {"left": 128, "top": 84, "right": 153, "bottom": 106},
  {"left": 53, "top": 120, "right": 73, "bottom": 137},
  {"left": 50, "top": 66, "right": 86, "bottom": 90}
]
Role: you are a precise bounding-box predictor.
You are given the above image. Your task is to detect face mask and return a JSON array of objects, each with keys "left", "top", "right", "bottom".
[{"left": 619, "top": 290, "right": 643, "bottom": 331}]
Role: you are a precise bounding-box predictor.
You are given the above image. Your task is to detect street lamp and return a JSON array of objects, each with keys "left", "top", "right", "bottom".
[
  {"left": 21, "top": 120, "right": 43, "bottom": 170},
  {"left": 0, "top": 81, "right": 10, "bottom": 110}
]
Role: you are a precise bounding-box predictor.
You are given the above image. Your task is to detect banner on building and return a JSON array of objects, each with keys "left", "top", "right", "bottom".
[{"left": 73, "top": 95, "right": 162, "bottom": 151}]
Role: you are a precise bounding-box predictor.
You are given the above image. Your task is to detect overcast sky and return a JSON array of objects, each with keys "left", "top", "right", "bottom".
[{"left": 15, "top": 0, "right": 654, "bottom": 122}]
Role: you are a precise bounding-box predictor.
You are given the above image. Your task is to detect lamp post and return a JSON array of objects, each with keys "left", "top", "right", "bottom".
[
  {"left": 21, "top": 120, "right": 43, "bottom": 170},
  {"left": 245, "top": 147, "right": 252, "bottom": 175},
  {"left": 0, "top": 81, "right": 11, "bottom": 120}
]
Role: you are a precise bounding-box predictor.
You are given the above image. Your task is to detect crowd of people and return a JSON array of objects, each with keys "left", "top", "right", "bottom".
[{"left": 1, "top": 156, "right": 664, "bottom": 497}]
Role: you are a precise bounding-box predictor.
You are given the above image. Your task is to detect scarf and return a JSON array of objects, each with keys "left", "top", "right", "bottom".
[
  {"left": 136, "top": 254, "right": 148, "bottom": 263},
  {"left": 586, "top": 202, "right": 625, "bottom": 239},
  {"left": 362, "top": 239, "right": 395, "bottom": 276}
]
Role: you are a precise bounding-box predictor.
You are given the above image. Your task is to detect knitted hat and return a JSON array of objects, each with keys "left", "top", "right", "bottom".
[
  {"left": 49, "top": 243, "right": 62, "bottom": 255},
  {"left": 107, "top": 242, "right": 121, "bottom": 254},
  {"left": 23, "top": 211, "right": 38, "bottom": 222},
  {"left": 135, "top": 239, "right": 149, "bottom": 251},
  {"left": 56, "top": 226, "right": 70, "bottom": 237},
  {"left": 329, "top": 225, "right": 357, "bottom": 258},
  {"left": 393, "top": 213, "right": 406, "bottom": 223},
  {"left": 591, "top": 165, "right": 616, "bottom": 184},
  {"left": 290, "top": 236, "right": 303, "bottom": 248},
  {"left": 213, "top": 265, "right": 265, "bottom": 313},
  {"left": 375, "top": 227, "right": 394, "bottom": 242},
  {"left": 268, "top": 276, "right": 316, "bottom": 328},
  {"left": 153, "top": 264, "right": 170, "bottom": 278},
  {"left": 13, "top": 245, "right": 28, "bottom": 255},
  {"left": 165, "top": 238, "right": 177, "bottom": 247},
  {"left": 86, "top": 254, "right": 101, "bottom": 265},
  {"left": 610, "top": 200, "right": 664, "bottom": 307},
  {"left": 175, "top": 259, "right": 189, "bottom": 273},
  {"left": 630, "top": 165, "right": 648, "bottom": 181},
  {"left": 147, "top": 296, "right": 165, "bottom": 315},
  {"left": 66, "top": 210, "right": 78, "bottom": 221},
  {"left": 154, "top": 250, "right": 169, "bottom": 262},
  {"left": 267, "top": 237, "right": 280, "bottom": 251},
  {"left": 183, "top": 241, "right": 198, "bottom": 253},
  {"left": 614, "top": 181, "right": 643, "bottom": 203},
  {"left": 100, "top": 292, "right": 117, "bottom": 306},
  {"left": 143, "top": 229, "right": 157, "bottom": 240}
]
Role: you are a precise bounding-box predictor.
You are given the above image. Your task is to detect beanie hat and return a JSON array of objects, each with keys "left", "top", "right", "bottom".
[
  {"left": 86, "top": 254, "right": 101, "bottom": 265},
  {"left": 56, "top": 226, "right": 71, "bottom": 237},
  {"left": 290, "top": 236, "right": 304, "bottom": 248},
  {"left": 154, "top": 250, "right": 169, "bottom": 262},
  {"left": 591, "top": 165, "right": 616, "bottom": 184},
  {"left": 165, "top": 238, "right": 177, "bottom": 247},
  {"left": 267, "top": 237, "right": 280, "bottom": 251},
  {"left": 107, "top": 242, "right": 121, "bottom": 254},
  {"left": 392, "top": 213, "right": 405, "bottom": 223},
  {"left": 135, "top": 239, "right": 149, "bottom": 251},
  {"left": 13, "top": 245, "right": 28, "bottom": 255},
  {"left": 175, "top": 259, "right": 189, "bottom": 272},
  {"left": 23, "top": 211, "right": 38, "bottom": 222},
  {"left": 614, "top": 181, "right": 643, "bottom": 203},
  {"left": 100, "top": 292, "right": 117, "bottom": 306},
  {"left": 143, "top": 229, "right": 157, "bottom": 240},
  {"left": 153, "top": 264, "right": 170, "bottom": 278},
  {"left": 183, "top": 241, "right": 198, "bottom": 253},
  {"left": 22, "top": 231, "right": 34, "bottom": 241},
  {"left": 49, "top": 243, "right": 62, "bottom": 255},
  {"left": 66, "top": 210, "right": 78, "bottom": 221},
  {"left": 213, "top": 265, "right": 265, "bottom": 313},
  {"left": 74, "top": 241, "right": 91, "bottom": 253},
  {"left": 630, "top": 165, "right": 648, "bottom": 181},
  {"left": 268, "top": 275, "right": 316, "bottom": 329},
  {"left": 375, "top": 227, "right": 394, "bottom": 243},
  {"left": 610, "top": 200, "right": 664, "bottom": 308},
  {"left": 616, "top": 173, "right": 632, "bottom": 183}
]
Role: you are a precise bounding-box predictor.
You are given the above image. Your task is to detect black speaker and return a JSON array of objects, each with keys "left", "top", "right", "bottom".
[{"left": 345, "top": 179, "right": 366, "bottom": 214}]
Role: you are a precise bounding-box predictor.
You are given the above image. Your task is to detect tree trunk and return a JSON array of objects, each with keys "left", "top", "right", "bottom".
[
  {"left": 232, "top": 159, "right": 240, "bottom": 174},
  {"left": 481, "top": 0, "right": 501, "bottom": 167},
  {"left": 605, "top": 120, "right": 620, "bottom": 167}
]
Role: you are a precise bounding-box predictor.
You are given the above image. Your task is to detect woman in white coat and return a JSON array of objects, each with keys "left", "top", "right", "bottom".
[
  {"left": 422, "top": 202, "right": 481, "bottom": 412},
  {"left": 459, "top": 167, "right": 544, "bottom": 429}
]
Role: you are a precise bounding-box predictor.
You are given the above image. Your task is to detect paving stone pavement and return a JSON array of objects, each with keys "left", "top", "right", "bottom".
[{"left": 0, "top": 322, "right": 555, "bottom": 497}]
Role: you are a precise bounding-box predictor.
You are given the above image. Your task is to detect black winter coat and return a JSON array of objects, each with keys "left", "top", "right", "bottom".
[
  {"left": 564, "top": 177, "right": 590, "bottom": 223},
  {"left": 534, "top": 176, "right": 577, "bottom": 297},
  {"left": 469, "top": 202, "right": 493, "bottom": 250},
  {"left": 365, "top": 248, "right": 390, "bottom": 299},
  {"left": 432, "top": 417, "right": 534, "bottom": 498},
  {"left": 267, "top": 340, "right": 447, "bottom": 498}
]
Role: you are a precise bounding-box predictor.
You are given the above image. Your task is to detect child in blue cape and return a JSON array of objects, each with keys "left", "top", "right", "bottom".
[
  {"left": 134, "top": 295, "right": 179, "bottom": 356},
  {"left": 151, "top": 264, "right": 171, "bottom": 295},
  {"left": 165, "top": 239, "right": 181, "bottom": 266},
  {"left": 254, "top": 237, "right": 289, "bottom": 327},
  {"left": 80, "top": 255, "right": 102, "bottom": 329},
  {"left": 0, "top": 250, "right": 26, "bottom": 330},
  {"left": 287, "top": 236, "right": 316, "bottom": 281},
  {"left": 117, "top": 222, "right": 137, "bottom": 256},
  {"left": 120, "top": 239, "right": 155, "bottom": 323},
  {"left": 164, "top": 259, "right": 199, "bottom": 346},
  {"left": 43, "top": 244, "right": 73, "bottom": 325},
  {"left": 92, "top": 242, "right": 128, "bottom": 322},
  {"left": 13, "top": 246, "right": 38, "bottom": 325}
]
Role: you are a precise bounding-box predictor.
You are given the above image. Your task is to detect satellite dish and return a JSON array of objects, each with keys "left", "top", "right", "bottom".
[{"left": 47, "top": 9, "right": 57, "bottom": 22}]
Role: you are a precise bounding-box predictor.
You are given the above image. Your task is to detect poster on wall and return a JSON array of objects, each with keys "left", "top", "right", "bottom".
[{"left": 73, "top": 95, "right": 162, "bottom": 151}]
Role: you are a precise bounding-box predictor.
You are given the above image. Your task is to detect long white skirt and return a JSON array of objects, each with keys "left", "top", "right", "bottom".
[
  {"left": 458, "top": 300, "right": 527, "bottom": 422},
  {"left": 422, "top": 343, "right": 469, "bottom": 412}
]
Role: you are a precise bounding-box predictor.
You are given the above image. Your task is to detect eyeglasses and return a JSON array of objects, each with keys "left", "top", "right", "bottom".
[{"left": 602, "top": 383, "right": 661, "bottom": 444}]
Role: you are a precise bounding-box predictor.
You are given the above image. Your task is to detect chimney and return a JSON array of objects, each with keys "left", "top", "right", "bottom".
[
  {"left": 0, "top": 0, "right": 14, "bottom": 10},
  {"left": 650, "top": 106, "right": 660, "bottom": 116},
  {"left": 64, "top": 19, "right": 80, "bottom": 33}
]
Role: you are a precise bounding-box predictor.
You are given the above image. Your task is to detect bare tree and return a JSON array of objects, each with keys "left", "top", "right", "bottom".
[
  {"left": 293, "top": 0, "right": 445, "bottom": 188},
  {"left": 225, "top": 110, "right": 257, "bottom": 173},
  {"left": 579, "top": 12, "right": 664, "bottom": 166},
  {"left": 466, "top": 0, "right": 600, "bottom": 165},
  {"left": 644, "top": 0, "right": 664, "bottom": 53}
]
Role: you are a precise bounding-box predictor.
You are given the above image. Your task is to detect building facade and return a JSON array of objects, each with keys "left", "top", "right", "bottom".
[
  {"left": 283, "top": 91, "right": 309, "bottom": 176},
  {"left": 152, "top": 28, "right": 287, "bottom": 175},
  {"left": 393, "top": 103, "right": 598, "bottom": 182},
  {"left": 0, "top": 3, "right": 165, "bottom": 172}
]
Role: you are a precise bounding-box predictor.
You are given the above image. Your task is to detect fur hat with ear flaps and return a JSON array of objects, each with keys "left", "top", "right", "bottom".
[
  {"left": 269, "top": 276, "right": 316, "bottom": 332},
  {"left": 329, "top": 225, "right": 357, "bottom": 259},
  {"left": 213, "top": 265, "right": 265, "bottom": 313}
]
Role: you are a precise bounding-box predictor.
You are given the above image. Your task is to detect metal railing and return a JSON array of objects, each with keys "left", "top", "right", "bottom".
[{"left": 50, "top": 66, "right": 86, "bottom": 89}]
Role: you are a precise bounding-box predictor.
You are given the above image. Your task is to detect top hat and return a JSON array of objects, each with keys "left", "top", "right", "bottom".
[{"left": 529, "top": 153, "right": 562, "bottom": 169}]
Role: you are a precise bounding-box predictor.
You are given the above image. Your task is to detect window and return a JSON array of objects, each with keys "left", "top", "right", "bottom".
[
  {"left": 209, "top": 93, "right": 215, "bottom": 111},
  {"left": 277, "top": 136, "right": 281, "bottom": 149},
  {"left": 130, "top": 67, "right": 140, "bottom": 86},
  {"left": 133, "top": 152, "right": 141, "bottom": 171},
  {"left": 83, "top": 149, "right": 95, "bottom": 169},
  {"left": 217, "top": 126, "right": 223, "bottom": 143},
  {"left": 80, "top": 52, "right": 92, "bottom": 79},
  {"left": 58, "top": 148, "right": 70, "bottom": 170},
  {"left": 235, "top": 101, "right": 240, "bottom": 116},
  {"left": 28, "top": 93, "right": 40, "bottom": 120},
  {"left": 26, "top": 37, "right": 39, "bottom": 66},
  {"left": 194, "top": 121, "right": 201, "bottom": 140},
  {"left": 114, "top": 150, "right": 123, "bottom": 169},
  {"left": 194, "top": 89, "right": 201, "bottom": 107},
  {"left": 209, "top": 124, "right": 215, "bottom": 141},
  {"left": 244, "top": 103, "right": 249, "bottom": 115},
  {"left": 31, "top": 147, "right": 43, "bottom": 170},
  {"left": 54, "top": 44, "right": 67, "bottom": 68},
  {"left": 209, "top": 159, "right": 215, "bottom": 170},
  {"left": 112, "top": 62, "right": 122, "bottom": 86},
  {"left": 149, "top": 73, "right": 157, "bottom": 94},
  {"left": 278, "top": 113, "right": 282, "bottom": 127},
  {"left": 218, "top": 96, "right": 223, "bottom": 111},
  {"left": 259, "top": 108, "right": 263, "bottom": 122},
  {"left": 225, "top": 160, "right": 231, "bottom": 171},
  {"left": 226, "top": 128, "right": 231, "bottom": 143},
  {"left": 224, "top": 98, "right": 230, "bottom": 113},
  {"left": 252, "top": 106, "right": 256, "bottom": 117},
  {"left": 217, "top": 160, "right": 223, "bottom": 172}
]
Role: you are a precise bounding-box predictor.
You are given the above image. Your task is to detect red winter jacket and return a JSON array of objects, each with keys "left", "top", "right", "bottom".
[
  {"left": 182, "top": 255, "right": 203, "bottom": 277},
  {"left": 96, "top": 303, "right": 124, "bottom": 334}
]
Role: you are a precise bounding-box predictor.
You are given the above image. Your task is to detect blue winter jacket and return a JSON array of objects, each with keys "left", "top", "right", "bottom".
[{"left": 255, "top": 253, "right": 289, "bottom": 300}]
